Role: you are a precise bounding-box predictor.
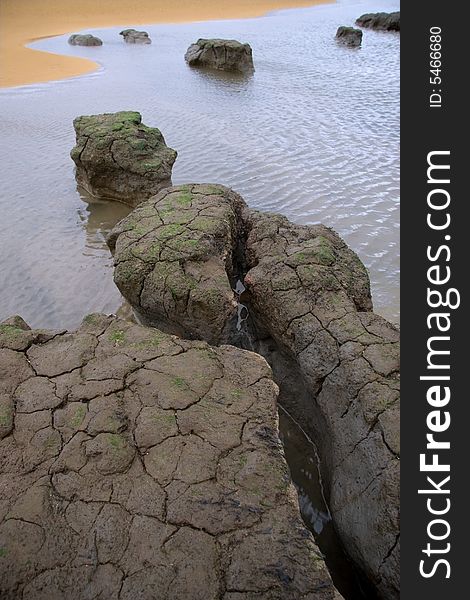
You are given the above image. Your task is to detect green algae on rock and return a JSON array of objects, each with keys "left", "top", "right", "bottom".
[{"left": 70, "top": 111, "right": 177, "bottom": 207}]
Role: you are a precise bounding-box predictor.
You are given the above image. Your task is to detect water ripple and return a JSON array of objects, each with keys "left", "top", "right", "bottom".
[{"left": 0, "top": 0, "right": 400, "bottom": 328}]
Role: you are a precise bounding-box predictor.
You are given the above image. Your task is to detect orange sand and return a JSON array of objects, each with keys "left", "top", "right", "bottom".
[{"left": 0, "top": 0, "right": 332, "bottom": 88}]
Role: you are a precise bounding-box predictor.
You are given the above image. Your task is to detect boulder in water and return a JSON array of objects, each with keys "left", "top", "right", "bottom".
[
  {"left": 356, "top": 12, "right": 400, "bottom": 32},
  {"left": 120, "top": 29, "right": 152, "bottom": 44},
  {"left": 68, "top": 34, "right": 103, "bottom": 46},
  {"left": 185, "top": 38, "right": 254, "bottom": 73},
  {"left": 107, "top": 184, "right": 244, "bottom": 344},
  {"left": 70, "top": 111, "right": 177, "bottom": 207},
  {"left": 335, "top": 26, "right": 363, "bottom": 48}
]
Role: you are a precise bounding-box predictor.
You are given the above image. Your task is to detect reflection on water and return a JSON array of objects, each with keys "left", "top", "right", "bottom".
[
  {"left": 77, "top": 193, "right": 131, "bottom": 246},
  {"left": 0, "top": 0, "right": 399, "bottom": 328},
  {"left": 279, "top": 407, "right": 375, "bottom": 600},
  {"left": 298, "top": 477, "right": 331, "bottom": 536}
]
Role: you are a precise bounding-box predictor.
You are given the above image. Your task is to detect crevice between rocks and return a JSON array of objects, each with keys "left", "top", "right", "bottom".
[
  {"left": 228, "top": 223, "right": 382, "bottom": 599},
  {"left": 122, "top": 201, "right": 378, "bottom": 599}
]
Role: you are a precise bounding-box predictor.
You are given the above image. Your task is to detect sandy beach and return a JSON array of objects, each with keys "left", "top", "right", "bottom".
[{"left": 0, "top": 0, "right": 331, "bottom": 88}]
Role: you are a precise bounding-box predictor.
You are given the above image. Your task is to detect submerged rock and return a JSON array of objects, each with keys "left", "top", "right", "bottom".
[
  {"left": 0, "top": 313, "right": 341, "bottom": 600},
  {"left": 185, "top": 38, "right": 254, "bottom": 73},
  {"left": 335, "top": 26, "right": 363, "bottom": 48},
  {"left": 70, "top": 111, "right": 177, "bottom": 207},
  {"left": 108, "top": 184, "right": 400, "bottom": 599},
  {"left": 68, "top": 33, "right": 103, "bottom": 46},
  {"left": 356, "top": 12, "right": 400, "bottom": 32},
  {"left": 120, "top": 29, "right": 152, "bottom": 44}
]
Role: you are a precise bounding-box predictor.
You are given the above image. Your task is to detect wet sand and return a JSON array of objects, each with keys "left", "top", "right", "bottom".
[{"left": 0, "top": 0, "right": 331, "bottom": 88}]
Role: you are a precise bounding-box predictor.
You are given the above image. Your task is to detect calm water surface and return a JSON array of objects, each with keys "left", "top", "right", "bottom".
[{"left": 0, "top": 0, "right": 399, "bottom": 328}]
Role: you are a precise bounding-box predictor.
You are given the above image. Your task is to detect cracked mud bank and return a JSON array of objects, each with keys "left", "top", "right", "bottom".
[
  {"left": 0, "top": 313, "right": 341, "bottom": 599},
  {"left": 108, "top": 184, "right": 400, "bottom": 599}
]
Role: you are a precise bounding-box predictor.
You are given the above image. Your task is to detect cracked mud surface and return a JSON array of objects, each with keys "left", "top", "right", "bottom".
[
  {"left": 245, "top": 211, "right": 400, "bottom": 599},
  {"left": 0, "top": 313, "right": 341, "bottom": 600},
  {"left": 107, "top": 184, "right": 245, "bottom": 345},
  {"left": 71, "top": 111, "right": 177, "bottom": 207},
  {"left": 108, "top": 184, "right": 400, "bottom": 599}
]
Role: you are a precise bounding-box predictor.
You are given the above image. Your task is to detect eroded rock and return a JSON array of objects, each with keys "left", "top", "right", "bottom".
[
  {"left": 70, "top": 111, "right": 177, "bottom": 207},
  {"left": 244, "top": 211, "right": 400, "bottom": 599},
  {"left": 185, "top": 39, "right": 254, "bottom": 73},
  {"left": 120, "top": 29, "right": 152, "bottom": 44},
  {"left": 335, "top": 26, "right": 363, "bottom": 48},
  {"left": 68, "top": 34, "right": 103, "bottom": 46},
  {"left": 356, "top": 12, "right": 400, "bottom": 32},
  {"left": 108, "top": 185, "right": 400, "bottom": 598},
  {"left": 107, "top": 184, "right": 245, "bottom": 344},
  {"left": 0, "top": 314, "right": 340, "bottom": 600}
]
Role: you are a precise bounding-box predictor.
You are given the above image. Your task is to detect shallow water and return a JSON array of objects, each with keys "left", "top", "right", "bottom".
[
  {"left": 0, "top": 0, "right": 399, "bottom": 328},
  {"left": 279, "top": 407, "right": 375, "bottom": 599}
]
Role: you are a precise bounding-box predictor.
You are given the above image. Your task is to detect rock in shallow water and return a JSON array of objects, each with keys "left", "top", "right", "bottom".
[
  {"left": 70, "top": 111, "right": 177, "bottom": 207},
  {"left": 120, "top": 28, "right": 152, "bottom": 44},
  {"left": 185, "top": 38, "right": 254, "bottom": 73},
  {"left": 107, "top": 184, "right": 244, "bottom": 344},
  {"left": 68, "top": 34, "right": 103, "bottom": 46},
  {"left": 356, "top": 12, "right": 400, "bottom": 32},
  {"left": 335, "top": 26, "right": 363, "bottom": 48},
  {"left": 108, "top": 184, "right": 400, "bottom": 599},
  {"left": 0, "top": 313, "right": 341, "bottom": 600}
]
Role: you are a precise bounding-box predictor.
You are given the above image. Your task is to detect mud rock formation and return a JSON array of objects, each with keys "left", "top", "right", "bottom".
[
  {"left": 109, "top": 184, "right": 400, "bottom": 599},
  {"left": 335, "top": 26, "right": 363, "bottom": 48},
  {"left": 185, "top": 39, "right": 254, "bottom": 73},
  {"left": 244, "top": 211, "right": 400, "bottom": 600},
  {"left": 68, "top": 34, "right": 103, "bottom": 46},
  {"left": 71, "top": 111, "right": 177, "bottom": 207},
  {"left": 120, "top": 29, "right": 152, "bottom": 44},
  {"left": 0, "top": 313, "right": 341, "bottom": 600},
  {"left": 107, "top": 184, "right": 243, "bottom": 344},
  {"left": 356, "top": 12, "right": 400, "bottom": 32}
]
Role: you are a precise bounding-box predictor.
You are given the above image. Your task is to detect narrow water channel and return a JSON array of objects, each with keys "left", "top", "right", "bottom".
[{"left": 279, "top": 407, "right": 377, "bottom": 599}]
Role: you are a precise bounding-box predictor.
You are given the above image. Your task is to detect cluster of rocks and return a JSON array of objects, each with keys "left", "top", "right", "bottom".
[
  {"left": 0, "top": 314, "right": 341, "bottom": 599},
  {"left": 107, "top": 180, "right": 400, "bottom": 599},
  {"left": 69, "top": 113, "right": 400, "bottom": 598},
  {"left": 67, "top": 14, "right": 398, "bottom": 73},
  {"left": 66, "top": 30, "right": 254, "bottom": 74},
  {"left": 2, "top": 110, "right": 400, "bottom": 599},
  {"left": 185, "top": 39, "right": 255, "bottom": 73},
  {"left": 336, "top": 11, "right": 400, "bottom": 48},
  {"left": 68, "top": 29, "right": 152, "bottom": 47}
]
